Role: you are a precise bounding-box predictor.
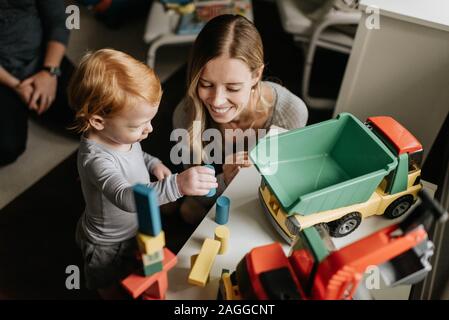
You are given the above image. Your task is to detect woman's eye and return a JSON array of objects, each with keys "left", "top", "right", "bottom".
[
  {"left": 227, "top": 88, "right": 240, "bottom": 92},
  {"left": 200, "top": 82, "right": 212, "bottom": 88}
]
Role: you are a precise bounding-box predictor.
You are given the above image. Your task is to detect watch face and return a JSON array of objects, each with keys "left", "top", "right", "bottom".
[
  {"left": 51, "top": 67, "right": 61, "bottom": 76},
  {"left": 44, "top": 66, "right": 61, "bottom": 76}
]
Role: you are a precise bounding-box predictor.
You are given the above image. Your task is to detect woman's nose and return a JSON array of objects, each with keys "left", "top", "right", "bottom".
[{"left": 210, "top": 88, "right": 227, "bottom": 106}]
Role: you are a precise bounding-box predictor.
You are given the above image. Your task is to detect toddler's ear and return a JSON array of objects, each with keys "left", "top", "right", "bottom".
[{"left": 89, "top": 115, "right": 105, "bottom": 131}]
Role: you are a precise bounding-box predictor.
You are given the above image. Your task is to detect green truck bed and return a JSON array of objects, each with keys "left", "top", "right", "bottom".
[{"left": 250, "top": 113, "right": 398, "bottom": 216}]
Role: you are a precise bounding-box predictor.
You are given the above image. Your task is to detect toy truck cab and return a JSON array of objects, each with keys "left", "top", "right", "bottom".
[{"left": 250, "top": 113, "right": 423, "bottom": 243}]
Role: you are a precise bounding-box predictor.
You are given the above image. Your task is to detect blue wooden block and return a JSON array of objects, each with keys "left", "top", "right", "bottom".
[
  {"left": 133, "top": 184, "right": 162, "bottom": 236},
  {"left": 215, "top": 196, "right": 230, "bottom": 225},
  {"left": 204, "top": 164, "right": 216, "bottom": 197}
]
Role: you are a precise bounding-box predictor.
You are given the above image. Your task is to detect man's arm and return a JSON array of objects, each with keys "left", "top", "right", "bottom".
[
  {"left": 43, "top": 41, "right": 66, "bottom": 70},
  {"left": 36, "top": 0, "right": 70, "bottom": 50},
  {"left": 19, "top": 43, "right": 64, "bottom": 113},
  {"left": 20, "top": 0, "right": 70, "bottom": 113},
  {"left": 0, "top": 66, "right": 20, "bottom": 89},
  {"left": 0, "top": 66, "right": 34, "bottom": 105}
]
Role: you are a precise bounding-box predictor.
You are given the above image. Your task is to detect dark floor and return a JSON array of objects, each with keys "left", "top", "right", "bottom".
[{"left": 0, "top": 0, "right": 350, "bottom": 299}]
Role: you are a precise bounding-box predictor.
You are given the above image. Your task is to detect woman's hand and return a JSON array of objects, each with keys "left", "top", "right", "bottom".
[
  {"left": 19, "top": 70, "right": 57, "bottom": 114},
  {"left": 176, "top": 166, "right": 217, "bottom": 196},
  {"left": 223, "top": 164, "right": 240, "bottom": 186},
  {"left": 223, "top": 151, "right": 252, "bottom": 185},
  {"left": 152, "top": 162, "right": 172, "bottom": 180}
]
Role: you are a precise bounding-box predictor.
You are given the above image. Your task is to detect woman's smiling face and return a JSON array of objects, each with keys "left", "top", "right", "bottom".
[{"left": 197, "top": 55, "right": 258, "bottom": 123}]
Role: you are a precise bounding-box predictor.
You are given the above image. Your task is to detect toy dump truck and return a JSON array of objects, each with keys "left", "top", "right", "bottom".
[
  {"left": 250, "top": 113, "right": 423, "bottom": 243},
  {"left": 218, "top": 190, "right": 447, "bottom": 300}
]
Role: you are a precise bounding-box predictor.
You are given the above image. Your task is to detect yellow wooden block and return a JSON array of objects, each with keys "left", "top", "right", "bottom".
[
  {"left": 190, "top": 254, "right": 210, "bottom": 284},
  {"left": 214, "top": 225, "right": 230, "bottom": 255},
  {"left": 136, "top": 231, "right": 165, "bottom": 254},
  {"left": 188, "top": 239, "right": 220, "bottom": 287},
  {"left": 190, "top": 254, "right": 198, "bottom": 269}
]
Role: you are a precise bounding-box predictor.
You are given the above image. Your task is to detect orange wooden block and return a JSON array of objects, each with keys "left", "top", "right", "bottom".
[{"left": 121, "top": 248, "right": 177, "bottom": 299}]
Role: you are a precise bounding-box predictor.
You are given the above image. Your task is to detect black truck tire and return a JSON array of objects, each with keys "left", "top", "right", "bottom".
[
  {"left": 327, "top": 212, "right": 362, "bottom": 238},
  {"left": 383, "top": 195, "right": 414, "bottom": 219}
]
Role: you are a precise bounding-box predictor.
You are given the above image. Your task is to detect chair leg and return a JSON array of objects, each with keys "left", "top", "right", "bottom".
[{"left": 302, "top": 40, "right": 336, "bottom": 111}]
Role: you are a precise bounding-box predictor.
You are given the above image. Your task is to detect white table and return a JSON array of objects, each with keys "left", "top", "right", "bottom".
[
  {"left": 334, "top": 0, "right": 449, "bottom": 161},
  {"left": 166, "top": 165, "right": 436, "bottom": 300},
  {"left": 166, "top": 166, "right": 287, "bottom": 299}
]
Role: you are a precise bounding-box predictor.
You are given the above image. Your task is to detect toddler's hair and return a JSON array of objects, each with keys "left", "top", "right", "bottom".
[{"left": 68, "top": 48, "right": 162, "bottom": 132}]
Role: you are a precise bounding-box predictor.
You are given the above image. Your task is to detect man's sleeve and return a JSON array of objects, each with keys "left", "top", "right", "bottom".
[{"left": 37, "top": 0, "right": 70, "bottom": 46}]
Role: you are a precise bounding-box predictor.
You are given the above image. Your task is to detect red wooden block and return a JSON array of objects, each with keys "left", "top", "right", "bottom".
[
  {"left": 144, "top": 271, "right": 168, "bottom": 299},
  {"left": 121, "top": 248, "right": 177, "bottom": 299}
]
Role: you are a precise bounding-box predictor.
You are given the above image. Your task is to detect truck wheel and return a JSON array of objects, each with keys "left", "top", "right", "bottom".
[
  {"left": 383, "top": 195, "right": 414, "bottom": 219},
  {"left": 327, "top": 212, "right": 362, "bottom": 238}
]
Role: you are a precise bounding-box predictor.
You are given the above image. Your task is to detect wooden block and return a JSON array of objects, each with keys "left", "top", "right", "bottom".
[
  {"left": 136, "top": 231, "right": 165, "bottom": 254},
  {"left": 143, "top": 261, "right": 163, "bottom": 277},
  {"left": 190, "top": 254, "right": 198, "bottom": 269},
  {"left": 121, "top": 248, "right": 177, "bottom": 299},
  {"left": 143, "top": 271, "right": 168, "bottom": 299},
  {"left": 188, "top": 238, "right": 220, "bottom": 287},
  {"left": 190, "top": 254, "right": 210, "bottom": 284},
  {"left": 142, "top": 249, "right": 164, "bottom": 266},
  {"left": 214, "top": 225, "right": 230, "bottom": 255},
  {"left": 133, "top": 184, "right": 162, "bottom": 236}
]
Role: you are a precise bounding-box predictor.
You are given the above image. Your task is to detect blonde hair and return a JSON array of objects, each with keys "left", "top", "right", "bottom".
[
  {"left": 186, "top": 14, "right": 269, "bottom": 163},
  {"left": 68, "top": 48, "right": 162, "bottom": 133}
]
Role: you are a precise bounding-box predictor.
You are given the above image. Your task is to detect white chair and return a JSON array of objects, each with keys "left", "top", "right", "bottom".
[
  {"left": 143, "top": 1, "right": 254, "bottom": 69},
  {"left": 276, "top": 0, "right": 362, "bottom": 110},
  {"left": 143, "top": 1, "right": 196, "bottom": 68}
]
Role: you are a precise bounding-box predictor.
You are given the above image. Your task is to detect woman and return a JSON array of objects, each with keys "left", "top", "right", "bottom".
[{"left": 173, "top": 14, "right": 308, "bottom": 224}]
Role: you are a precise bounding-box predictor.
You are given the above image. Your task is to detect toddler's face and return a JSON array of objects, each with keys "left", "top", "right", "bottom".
[
  {"left": 198, "top": 55, "right": 258, "bottom": 124},
  {"left": 102, "top": 100, "right": 159, "bottom": 146}
]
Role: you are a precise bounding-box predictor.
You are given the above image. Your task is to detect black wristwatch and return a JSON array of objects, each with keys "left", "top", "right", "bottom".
[{"left": 42, "top": 66, "right": 62, "bottom": 77}]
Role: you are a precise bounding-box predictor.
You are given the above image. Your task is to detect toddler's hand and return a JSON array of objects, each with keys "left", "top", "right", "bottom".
[
  {"left": 152, "top": 162, "right": 172, "bottom": 180},
  {"left": 176, "top": 166, "right": 217, "bottom": 196}
]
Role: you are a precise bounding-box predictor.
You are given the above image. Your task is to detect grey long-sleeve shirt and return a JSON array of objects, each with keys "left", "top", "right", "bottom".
[{"left": 77, "top": 136, "right": 182, "bottom": 245}]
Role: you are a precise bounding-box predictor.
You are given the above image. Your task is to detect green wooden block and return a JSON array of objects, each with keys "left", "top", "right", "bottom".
[{"left": 142, "top": 261, "right": 163, "bottom": 277}]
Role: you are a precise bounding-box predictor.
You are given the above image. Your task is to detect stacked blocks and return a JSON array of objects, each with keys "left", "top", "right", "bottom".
[
  {"left": 120, "top": 184, "right": 177, "bottom": 299},
  {"left": 122, "top": 248, "right": 177, "bottom": 299},
  {"left": 133, "top": 184, "right": 165, "bottom": 277}
]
